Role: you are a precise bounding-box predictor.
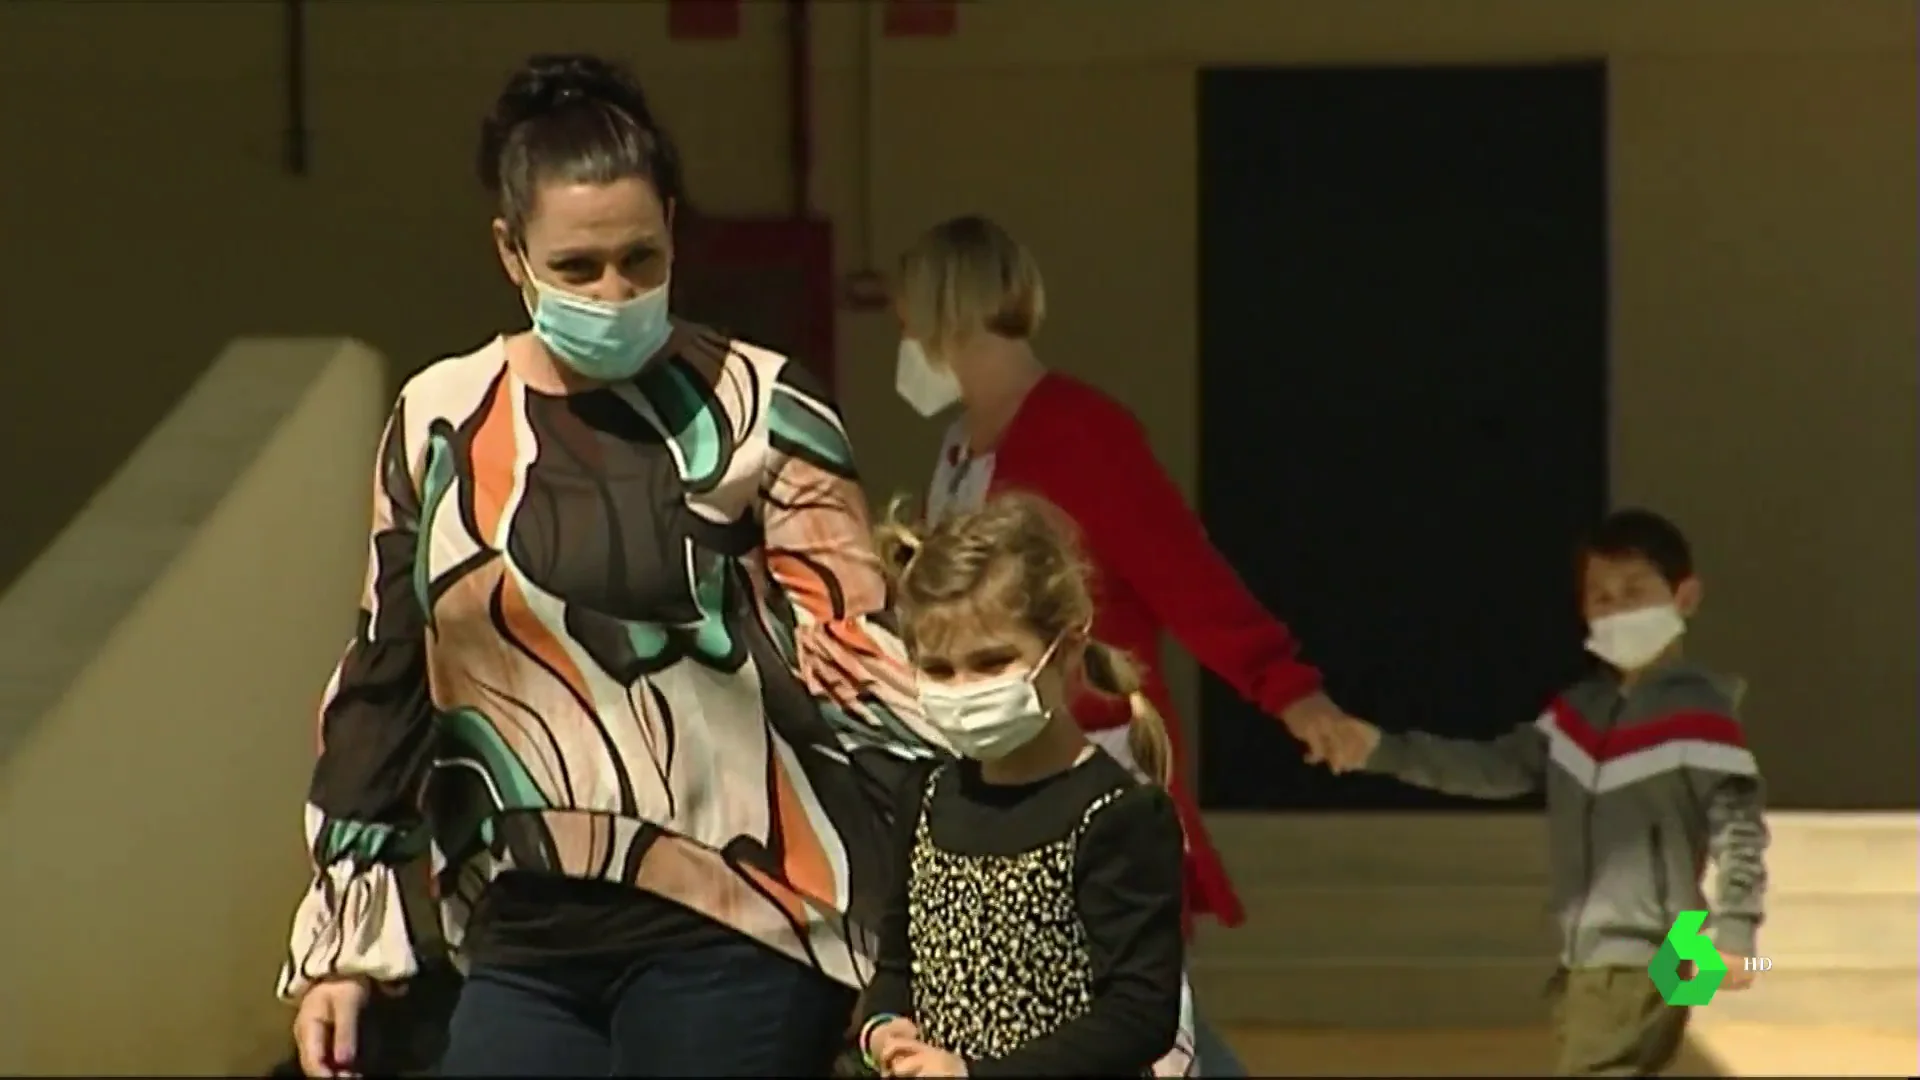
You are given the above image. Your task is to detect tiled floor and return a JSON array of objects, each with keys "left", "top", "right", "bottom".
[{"left": 1222, "top": 1024, "right": 1919, "bottom": 1076}]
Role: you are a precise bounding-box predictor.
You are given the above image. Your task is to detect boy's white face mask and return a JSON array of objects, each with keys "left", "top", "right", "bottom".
[{"left": 1585, "top": 603, "right": 1686, "bottom": 671}]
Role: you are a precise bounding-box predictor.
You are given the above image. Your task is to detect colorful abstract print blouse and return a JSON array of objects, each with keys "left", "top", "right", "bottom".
[{"left": 279, "top": 327, "right": 945, "bottom": 999}]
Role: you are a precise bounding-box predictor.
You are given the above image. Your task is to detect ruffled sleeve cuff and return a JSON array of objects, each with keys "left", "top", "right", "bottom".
[{"left": 276, "top": 859, "right": 421, "bottom": 1001}]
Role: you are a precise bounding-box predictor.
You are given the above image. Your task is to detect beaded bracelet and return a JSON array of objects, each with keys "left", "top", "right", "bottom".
[{"left": 858, "top": 1012, "right": 903, "bottom": 1072}]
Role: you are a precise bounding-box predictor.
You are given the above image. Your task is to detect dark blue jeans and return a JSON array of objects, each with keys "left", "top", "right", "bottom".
[{"left": 438, "top": 939, "right": 854, "bottom": 1076}]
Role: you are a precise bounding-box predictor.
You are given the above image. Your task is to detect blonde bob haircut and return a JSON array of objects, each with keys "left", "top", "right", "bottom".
[{"left": 895, "top": 215, "right": 1047, "bottom": 357}]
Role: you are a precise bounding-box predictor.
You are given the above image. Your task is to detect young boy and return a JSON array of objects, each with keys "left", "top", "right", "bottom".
[{"left": 1322, "top": 508, "right": 1769, "bottom": 1077}]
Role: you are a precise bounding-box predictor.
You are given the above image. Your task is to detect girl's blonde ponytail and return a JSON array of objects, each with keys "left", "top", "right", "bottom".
[
  {"left": 873, "top": 495, "right": 927, "bottom": 590},
  {"left": 1081, "top": 640, "right": 1173, "bottom": 788}
]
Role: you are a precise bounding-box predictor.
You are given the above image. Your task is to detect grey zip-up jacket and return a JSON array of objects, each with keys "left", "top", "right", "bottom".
[{"left": 1364, "top": 661, "right": 1768, "bottom": 966}]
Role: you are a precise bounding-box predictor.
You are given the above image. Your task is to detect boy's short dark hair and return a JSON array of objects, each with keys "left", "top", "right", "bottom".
[{"left": 1581, "top": 508, "right": 1694, "bottom": 588}]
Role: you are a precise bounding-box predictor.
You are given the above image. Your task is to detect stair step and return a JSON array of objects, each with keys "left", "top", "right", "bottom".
[
  {"left": 1195, "top": 885, "right": 1919, "bottom": 962},
  {"left": 1762, "top": 814, "right": 1920, "bottom": 895},
  {"left": 1191, "top": 958, "right": 1918, "bottom": 1030},
  {"left": 1747, "top": 892, "right": 1919, "bottom": 959},
  {"left": 1202, "top": 811, "right": 1920, "bottom": 894},
  {"left": 1194, "top": 884, "right": 1557, "bottom": 960},
  {"left": 1203, "top": 812, "right": 1548, "bottom": 886},
  {"left": 1194, "top": 812, "right": 1920, "bottom": 1033},
  {"left": 1216, "top": 1023, "right": 1920, "bottom": 1077},
  {"left": 1194, "top": 958, "right": 1555, "bottom": 1028},
  {"left": 1692, "top": 964, "right": 1920, "bottom": 1028}
]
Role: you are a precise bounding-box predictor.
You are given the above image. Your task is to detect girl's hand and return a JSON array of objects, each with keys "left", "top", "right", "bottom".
[
  {"left": 867, "top": 1018, "right": 922, "bottom": 1072},
  {"left": 888, "top": 1044, "right": 968, "bottom": 1077}
]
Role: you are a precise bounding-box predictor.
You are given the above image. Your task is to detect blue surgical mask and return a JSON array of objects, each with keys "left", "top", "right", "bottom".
[{"left": 522, "top": 263, "right": 673, "bottom": 381}]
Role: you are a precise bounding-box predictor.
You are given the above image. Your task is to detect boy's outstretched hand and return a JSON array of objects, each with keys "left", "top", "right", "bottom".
[
  {"left": 1720, "top": 953, "right": 1758, "bottom": 991},
  {"left": 1302, "top": 716, "right": 1380, "bottom": 774}
]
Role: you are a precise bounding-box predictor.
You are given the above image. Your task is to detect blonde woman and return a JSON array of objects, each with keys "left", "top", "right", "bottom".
[{"left": 893, "top": 214, "right": 1367, "bottom": 1076}]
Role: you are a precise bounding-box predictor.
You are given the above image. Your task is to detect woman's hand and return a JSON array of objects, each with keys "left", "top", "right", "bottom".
[
  {"left": 292, "top": 976, "right": 370, "bottom": 1077},
  {"left": 1318, "top": 716, "right": 1382, "bottom": 773},
  {"left": 1282, "top": 691, "right": 1369, "bottom": 766}
]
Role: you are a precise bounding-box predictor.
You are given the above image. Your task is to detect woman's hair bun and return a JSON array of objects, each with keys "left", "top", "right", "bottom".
[
  {"left": 494, "top": 53, "right": 655, "bottom": 131},
  {"left": 478, "top": 53, "right": 667, "bottom": 196}
]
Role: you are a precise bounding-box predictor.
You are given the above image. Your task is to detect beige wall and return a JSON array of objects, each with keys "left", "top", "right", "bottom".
[
  {"left": 1, "top": 0, "right": 1912, "bottom": 806},
  {"left": 0, "top": 340, "right": 387, "bottom": 1073}
]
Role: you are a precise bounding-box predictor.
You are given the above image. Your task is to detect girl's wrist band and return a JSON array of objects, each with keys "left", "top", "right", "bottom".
[{"left": 859, "top": 1013, "right": 902, "bottom": 1071}]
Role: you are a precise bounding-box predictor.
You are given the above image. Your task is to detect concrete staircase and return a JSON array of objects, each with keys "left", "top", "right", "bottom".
[{"left": 1192, "top": 812, "right": 1918, "bottom": 1074}]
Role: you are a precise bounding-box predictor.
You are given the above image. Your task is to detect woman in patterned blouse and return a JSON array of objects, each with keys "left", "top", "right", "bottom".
[{"left": 284, "top": 53, "right": 945, "bottom": 1077}]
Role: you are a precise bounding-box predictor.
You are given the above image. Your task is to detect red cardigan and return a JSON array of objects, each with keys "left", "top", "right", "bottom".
[{"left": 979, "top": 372, "right": 1324, "bottom": 929}]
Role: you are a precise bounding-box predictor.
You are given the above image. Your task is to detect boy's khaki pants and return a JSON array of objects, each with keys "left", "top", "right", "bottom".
[{"left": 1548, "top": 967, "right": 1690, "bottom": 1076}]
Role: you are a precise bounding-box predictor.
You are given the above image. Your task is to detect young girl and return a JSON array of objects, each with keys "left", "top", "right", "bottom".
[{"left": 855, "top": 493, "right": 1194, "bottom": 1078}]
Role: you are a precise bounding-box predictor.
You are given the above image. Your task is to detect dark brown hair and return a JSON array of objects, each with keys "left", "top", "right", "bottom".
[
  {"left": 1580, "top": 507, "right": 1695, "bottom": 592},
  {"left": 477, "top": 54, "right": 685, "bottom": 240}
]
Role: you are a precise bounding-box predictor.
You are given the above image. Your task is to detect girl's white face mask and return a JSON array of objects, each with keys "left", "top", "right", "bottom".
[
  {"left": 916, "top": 639, "right": 1062, "bottom": 760},
  {"left": 1585, "top": 603, "right": 1686, "bottom": 671}
]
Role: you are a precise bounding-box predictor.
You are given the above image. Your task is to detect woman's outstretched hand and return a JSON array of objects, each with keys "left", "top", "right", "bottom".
[
  {"left": 1280, "top": 693, "right": 1378, "bottom": 772},
  {"left": 1317, "top": 716, "right": 1381, "bottom": 773}
]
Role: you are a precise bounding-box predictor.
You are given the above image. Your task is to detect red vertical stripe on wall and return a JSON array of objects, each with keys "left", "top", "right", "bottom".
[
  {"left": 668, "top": 0, "right": 741, "bottom": 40},
  {"left": 883, "top": 0, "right": 958, "bottom": 38}
]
